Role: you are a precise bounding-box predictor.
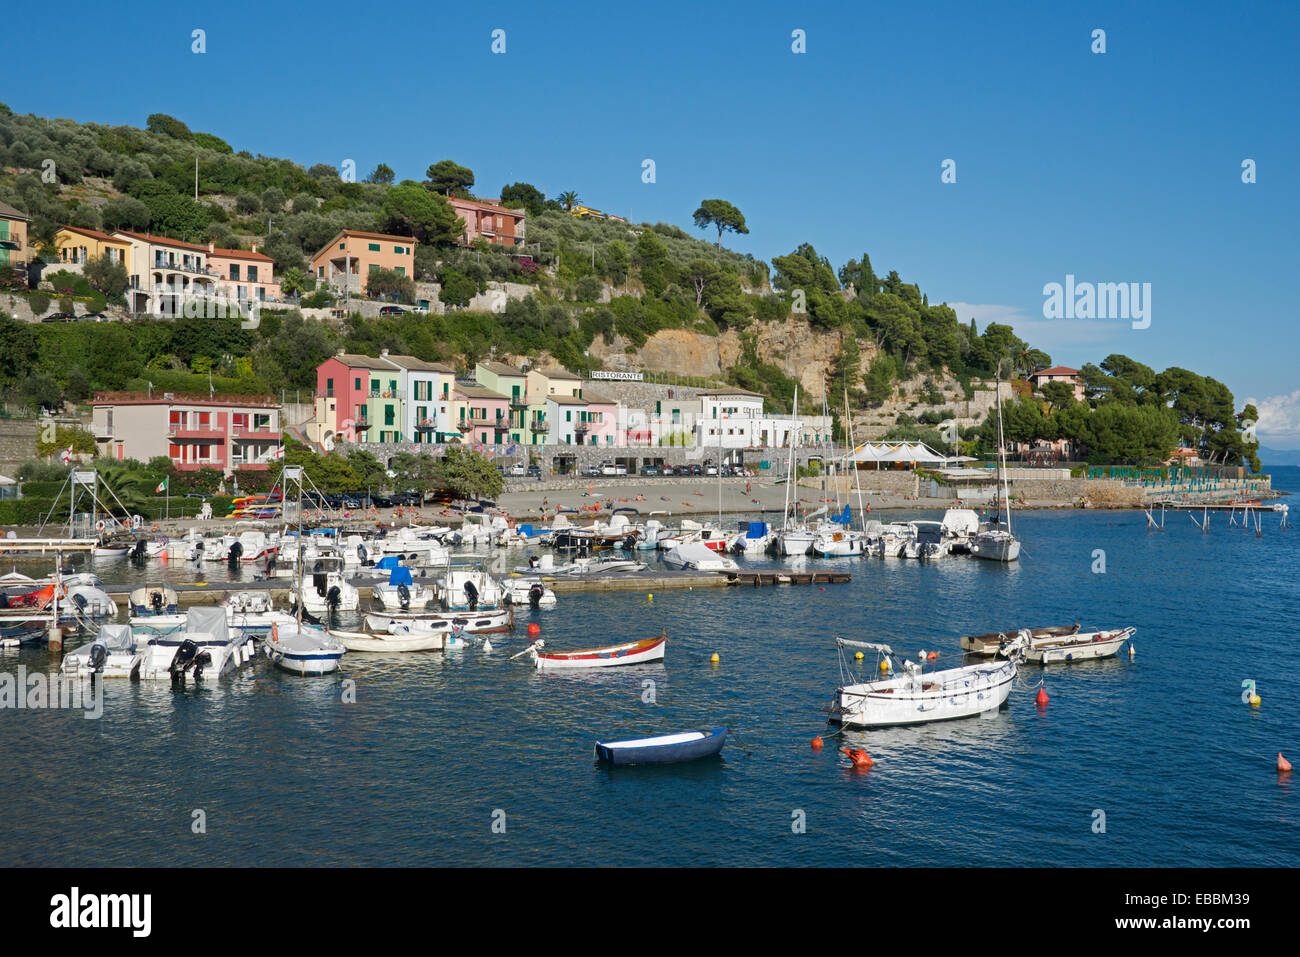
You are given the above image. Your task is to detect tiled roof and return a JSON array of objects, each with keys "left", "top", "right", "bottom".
[
  {"left": 534, "top": 367, "right": 582, "bottom": 380},
  {"left": 333, "top": 353, "right": 397, "bottom": 371},
  {"left": 455, "top": 383, "right": 509, "bottom": 400},
  {"left": 548, "top": 394, "right": 588, "bottom": 406},
  {"left": 383, "top": 354, "right": 455, "bottom": 373},
  {"left": 0, "top": 200, "right": 31, "bottom": 221},
  {"left": 58, "top": 225, "right": 127, "bottom": 243},
  {"left": 1031, "top": 366, "right": 1080, "bottom": 377},
  {"left": 114, "top": 230, "right": 209, "bottom": 252},
  {"left": 478, "top": 360, "right": 526, "bottom": 377},
  {"left": 209, "top": 246, "right": 273, "bottom": 262}
]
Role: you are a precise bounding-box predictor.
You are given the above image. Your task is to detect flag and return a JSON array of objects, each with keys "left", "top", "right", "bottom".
[
  {"left": 271, "top": 446, "right": 285, "bottom": 460},
  {"left": 155, "top": 478, "right": 168, "bottom": 493},
  {"left": 59, "top": 446, "right": 73, "bottom": 464}
]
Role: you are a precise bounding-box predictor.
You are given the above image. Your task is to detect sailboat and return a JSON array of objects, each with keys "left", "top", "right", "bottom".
[
  {"left": 774, "top": 385, "right": 814, "bottom": 556},
  {"left": 969, "top": 368, "right": 1021, "bottom": 562},
  {"left": 264, "top": 466, "right": 347, "bottom": 676}
]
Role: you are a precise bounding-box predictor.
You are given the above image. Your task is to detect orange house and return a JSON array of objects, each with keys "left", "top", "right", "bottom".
[{"left": 310, "top": 229, "right": 416, "bottom": 296}]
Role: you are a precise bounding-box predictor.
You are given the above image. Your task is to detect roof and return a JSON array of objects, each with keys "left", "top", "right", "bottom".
[
  {"left": 310, "top": 229, "right": 417, "bottom": 261},
  {"left": 1031, "top": 366, "right": 1080, "bottom": 378},
  {"left": 582, "top": 389, "right": 617, "bottom": 405},
  {"left": 547, "top": 394, "right": 588, "bottom": 406},
  {"left": 533, "top": 367, "right": 582, "bottom": 381},
  {"left": 114, "top": 230, "right": 209, "bottom": 252},
  {"left": 848, "top": 441, "right": 951, "bottom": 464},
  {"left": 331, "top": 353, "right": 397, "bottom": 371},
  {"left": 57, "top": 225, "right": 128, "bottom": 243},
  {"left": 92, "top": 391, "right": 280, "bottom": 408},
  {"left": 447, "top": 196, "right": 526, "bottom": 217},
  {"left": 454, "top": 383, "right": 509, "bottom": 400},
  {"left": 208, "top": 246, "right": 273, "bottom": 262},
  {"left": 0, "top": 200, "right": 30, "bottom": 222},
  {"left": 698, "top": 386, "right": 764, "bottom": 398},
  {"left": 383, "top": 354, "right": 455, "bottom": 374},
  {"left": 477, "top": 360, "right": 526, "bottom": 377}
]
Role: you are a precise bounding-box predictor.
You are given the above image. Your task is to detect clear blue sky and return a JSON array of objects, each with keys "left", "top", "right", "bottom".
[{"left": 5, "top": 0, "right": 1297, "bottom": 445}]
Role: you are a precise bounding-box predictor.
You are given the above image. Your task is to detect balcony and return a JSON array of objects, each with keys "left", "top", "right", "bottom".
[
  {"left": 232, "top": 427, "right": 277, "bottom": 440},
  {"left": 168, "top": 427, "right": 225, "bottom": 441},
  {"left": 353, "top": 417, "right": 372, "bottom": 432},
  {"left": 574, "top": 421, "right": 590, "bottom": 433},
  {"left": 510, "top": 395, "right": 528, "bottom": 408},
  {"left": 529, "top": 421, "right": 549, "bottom": 432},
  {"left": 456, "top": 420, "right": 474, "bottom": 432},
  {"left": 415, "top": 419, "right": 437, "bottom": 432}
]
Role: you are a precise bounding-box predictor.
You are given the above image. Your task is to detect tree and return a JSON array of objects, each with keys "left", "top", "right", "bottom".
[
  {"left": 434, "top": 445, "right": 503, "bottom": 500},
  {"left": 366, "top": 267, "right": 415, "bottom": 302},
  {"left": 499, "top": 182, "right": 546, "bottom": 217},
  {"left": 557, "top": 191, "right": 580, "bottom": 212},
  {"left": 101, "top": 195, "right": 151, "bottom": 231},
  {"left": 682, "top": 258, "right": 721, "bottom": 308},
  {"left": 366, "top": 163, "right": 395, "bottom": 185},
  {"left": 390, "top": 451, "right": 441, "bottom": 496},
  {"left": 426, "top": 160, "right": 475, "bottom": 196},
  {"left": 145, "top": 113, "right": 191, "bottom": 140},
  {"left": 382, "top": 180, "right": 463, "bottom": 245},
  {"left": 1039, "top": 380, "right": 1077, "bottom": 412},
  {"left": 438, "top": 267, "right": 478, "bottom": 308},
  {"left": 140, "top": 192, "right": 210, "bottom": 242},
  {"left": 692, "top": 199, "right": 749, "bottom": 250},
  {"left": 84, "top": 255, "right": 129, "bottom": 301}
]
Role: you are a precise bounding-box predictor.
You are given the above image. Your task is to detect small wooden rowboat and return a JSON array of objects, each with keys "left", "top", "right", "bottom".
[
  {"left": 523, "top": 628, "right": 667, "bottom": 671},
  {"left": 960, "top": 623, "right": 1079, "bottom": 656},
  {"left": 1023, "top": 626, "right": 1135, "bottom": 664},
  {"left": 594, "top": 727, "right": 727, "bottom": 765}
]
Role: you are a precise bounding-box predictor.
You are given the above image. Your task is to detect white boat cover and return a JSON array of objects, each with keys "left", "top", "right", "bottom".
[{"left": 186, "top": 605, "right": 230, "bottom": 641}]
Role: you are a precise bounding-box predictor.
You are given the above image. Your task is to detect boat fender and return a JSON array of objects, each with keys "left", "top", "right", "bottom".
[
  {"left": 840, "top": 747, "right": 873, "bottom": 767},
  {"left": 95, "top": 520, "right": 106, "bottom": 533}
]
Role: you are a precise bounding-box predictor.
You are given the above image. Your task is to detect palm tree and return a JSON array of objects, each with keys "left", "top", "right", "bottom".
[{"left": 557, "top": 191, "right": 580, "bottom": 212}]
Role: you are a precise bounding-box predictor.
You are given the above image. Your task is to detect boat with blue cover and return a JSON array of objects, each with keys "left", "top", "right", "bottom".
[{"left": 594, "top": 727, "right": 727, "bottom": 765}]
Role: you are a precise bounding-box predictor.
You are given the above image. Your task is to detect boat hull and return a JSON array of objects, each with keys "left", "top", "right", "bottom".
[
  {"left": 595, "top": 728, "right": 727, "bottom": 765},
  {"left": 535, "top": 635, "right": 666, "bottom": 671},
  {"left": 833, "top": 659, "right": 1018, "bottom": 728}
]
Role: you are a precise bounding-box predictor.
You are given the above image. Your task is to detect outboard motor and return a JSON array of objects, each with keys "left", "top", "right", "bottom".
[
  {"left": 528, "top": 583, "right": 544, "bottom": 609},
  {"left": 397, "top": 583, "right": 411, "bottom": 610},
  {"left": 169, "top": 639, "right": 211, "bottom": 682},
  {"left": 623, "top": 534, "right": 638, "bottom": 551},
  {"left": 150, "top": 590, "right": 163, "bottom": 614},
  {"left": 266, "top": 554, "right": 277, "bottom": 574},
  {"left": 228, "top": 540, "right": 244, "bottom": 565},
  {"left": 357, "top": 544, "right": 368, "bottom": 565},
  {"left": 131, "top": 539, "right": 149, "bottom": 562},
  {"left": 88, "top": 641, "right": 109, "bottom": 674},
  {"left": 0, "top": 594, "right": 9, "bottom": 610},
  {"left": 326, "top": 585, "right": 342, "bottom": 609},
  {"left": 528, "top": 556, "right": 539, "bottom": 569},
  {"left": 463, "top": 580, "right": 479, "bottom": 611},
  {"left": 313, "top": 572, "right": 328, "bottom": 597}
]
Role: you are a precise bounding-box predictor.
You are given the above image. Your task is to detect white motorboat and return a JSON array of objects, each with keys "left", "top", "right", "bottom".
[
  {"left": 222, "top": 590, "right": 290, "bottom": 636},
  {"left": 663, "top": 542, "right": 739, "bottom": 571},
  {"left": 902, "top": 521, "right": 950, "bottom": 559},
  {"left": 60, "top": 623, "right": 143, "bottom": 678},
  {"left": 363, "top": 606, "right": 513, "bottom": 635},
  {"left": 436, "top": 565, "right": 505, "bottom": 611},
  {"left": 227, "top": 529, "right": 278, "bottom": 563},
  {"left": 63, "top": 578, "right": 118, "bottom": 619},
  {"left": 502, "top": 576, "right": 558, "bottom": 608},
  {"left": 830, "top": 637, "right": 1026, "bottom": 728},
  {"left": 137, "top": 606, "right": 256, "bottom": 681},
  {"left": 941, "top": 509, "right": 981, "bottom": 551},
  {"left": 729, "top": 521, "right": 773, "bottom": 555},
  {"left": 264, "top": 620, "right": 346, "bottom": 675},
  {"left": 297, "top": 557, "right": 360, "bottom": 612},
  {"left": 128, "top": 584, "right": 179, "bottom": 616},
  {"left": 556, "top": 554, "right": 646, "bottom": 576},
  {"left": 868, "top": 522, "right": 913, "bottom": 557},
  {"left": 371, "top": 566, "right": 434, "bottom": 611}
]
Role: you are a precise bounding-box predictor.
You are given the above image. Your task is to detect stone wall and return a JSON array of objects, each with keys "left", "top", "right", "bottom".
[{"left": 0, "top": 419, "right": 39, "bottom": 478}]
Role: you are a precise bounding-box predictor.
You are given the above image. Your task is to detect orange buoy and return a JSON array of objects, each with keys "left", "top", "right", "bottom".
[
  {"left": 1035, "top": 687, "right": 1049, "bottom": 707},
  {"left": 811, "top": 736, "right": 824, "bottom": 750},
  {"left": 527, "top": 623, "right": 541, "bottom": 637},
  {"left": 1279, "top": 753, "right": 1292, "bottom": 773},
  {"left": 840, "top": 747, "right": 873, "bottom": 767},
  {"left": 927, "top": 651, "right": 939, "bottom": 661}
]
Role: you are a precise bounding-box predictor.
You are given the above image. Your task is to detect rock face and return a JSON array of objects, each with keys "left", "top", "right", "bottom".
[{"left": 586, "top": 318, "right": 877, "bottom": 401}]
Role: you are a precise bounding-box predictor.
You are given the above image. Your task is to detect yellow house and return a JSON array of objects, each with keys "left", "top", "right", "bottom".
[
  {"left": 0, "top": 199, "right": 31, "bottom": 270},
  {"left": 53, "top": 225, "right": 132, "bottom": 272}
]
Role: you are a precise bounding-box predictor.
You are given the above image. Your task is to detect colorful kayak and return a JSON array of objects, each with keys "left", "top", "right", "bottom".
[
  {"left": 595, "top": 727, "right": 727, "bottom": 765},
  {"left": 523, "top": 629, "right": 667, "bottom": 671}
]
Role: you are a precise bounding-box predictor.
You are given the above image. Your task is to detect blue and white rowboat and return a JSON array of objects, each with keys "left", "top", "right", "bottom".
[{"left": 594, "top": 727, "right": 727, "bottom": 765}]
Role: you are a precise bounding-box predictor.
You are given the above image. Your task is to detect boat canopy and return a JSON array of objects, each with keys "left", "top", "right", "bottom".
[
  {"left": 836, "top": 638, "right": 894, "bottom": 655},
  {"left": 376, "top": 555, "right": 402, "bottom": 570},
  {"left": 186, "top": 605, "right": 230, "bottom": 642},
  {"left": 746, "top": 521, "right": 769, "bottom": 538},
  {"left": 387, "top": 566, "right": 414, "bottom": 587},
  {"left": 96, "top": 623, "right": 135, "bottom": 650}
]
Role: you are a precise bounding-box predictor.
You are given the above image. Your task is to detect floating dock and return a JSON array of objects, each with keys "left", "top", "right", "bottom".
[{"left": 724, "top": 571, "right": 852, "bottom": 587}]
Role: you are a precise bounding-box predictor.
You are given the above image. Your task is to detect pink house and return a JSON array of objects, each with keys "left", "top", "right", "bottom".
[
  {"left": 580, "top": 390, "right": 619, "bottom": 448},
  {"left": 453, "top": 383, "right": 511, "bottom": 445},
  {"left": 1029, "top": 366, "right": 1085, "bottom": 402},
  {"left": 446, "top": 197, "right": 525, "bottom": 247},
  {"left": 314, "top": 353, "right": 398, "bottom": 446}
]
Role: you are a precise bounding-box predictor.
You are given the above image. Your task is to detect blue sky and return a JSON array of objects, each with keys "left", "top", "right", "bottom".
[{"left": 4, "top": 0, "right": 1298, "bottom": 445}]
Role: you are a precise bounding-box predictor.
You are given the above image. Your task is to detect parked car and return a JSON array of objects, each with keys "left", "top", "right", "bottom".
[
  {"left": 379, "top": 305, "right": 405, "bottom": 315},
  {"left": 507, "top": 464, "right": 526, "bottom": 477},
  {"left": 583, "top": 465, "right": 602, "bottom": 477},
  {"left": 614, "top": 464, "right": 628, "bottom": 476},
  {"left": 640, "top": 465, "right": 659, "bottom": 476},
  {"left": 599, "top": 462, "right": 616, "bottom": 476},
  {"left": 526, "top": 465, "right": 542, "bottom": 479}
]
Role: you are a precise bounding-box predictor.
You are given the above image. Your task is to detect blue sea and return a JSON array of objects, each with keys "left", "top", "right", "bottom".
[{"left": 1, "top": 469, "right": 1296, "bottom": 867}]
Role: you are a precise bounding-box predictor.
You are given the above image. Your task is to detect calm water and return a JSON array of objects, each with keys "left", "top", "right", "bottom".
[{"left": 1, "top": 471, "right": 1296, "bottom": 866}]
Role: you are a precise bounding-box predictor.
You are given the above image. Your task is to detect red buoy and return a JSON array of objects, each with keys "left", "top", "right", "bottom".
[
  {"left": 811, "top": 736, "right": 824, "bottom": 750},
  {"left": 840, "top": 747, "right": 873, "bottom": 767},
  {"left": 1279, "top": 753, "right": 1293, "bottom": 773},
  {"left": 1035, "top": 687, "right": 1049, "bottom": 707},
  {"left": 927, "top": 651, "right": 939, "bottom": 661},
  {"left": 527, "top": 623, "right": 541, "bottom": 637}
]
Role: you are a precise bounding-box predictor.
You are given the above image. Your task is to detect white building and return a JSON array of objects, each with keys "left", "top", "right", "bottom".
[
  {"left": 547, "top": 394, "right": 589, "bottom": 446},
  {"left": 380, "top": 353, "right": 457, "bottom": 446},
  {"left": 693, "top": 387, "right": 833, "bottom": 449}
]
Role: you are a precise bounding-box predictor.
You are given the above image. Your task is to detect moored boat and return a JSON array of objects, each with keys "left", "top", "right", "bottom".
[
  {"left": 594, "top": 727, "right": 727, "bottom": 765},
  {"left": 517, "top": 629, "right": 667, "bottom": 671}
]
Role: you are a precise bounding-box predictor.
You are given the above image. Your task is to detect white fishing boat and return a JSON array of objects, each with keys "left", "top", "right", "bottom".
[
  {"left": 60, "top": 623, "right": 143, "bottom": 678},
  {"left": 812, "top": 526, "right": 866, "bottom": 557},
  {"left": 297, "top": 557, "right": 360, "bottom": 612},
  {"left": 662, "top": 541, "right": 739, "bottom": 571},
  {"left": 222, "top": 590, "right": 290, "bottom": 636},
  {"left": 326, "top": 627, "right": 459, "bottom": 653},
  {"left": 264, "top": 620, "right": 347, "bottom": 675},
  {"left": 1018, "top": 626, "right": 1136, "bottom": 664},
  {"left": 868, "top": 522, "right": 913, "bottom": 557},
  {"left": 829, "top": 636, "right": 1026, "bottom": 728},
  {"left": 137, "top": 606, "right": 256, "bottom": 681},
  {"left": 960, "top": 623, "right": 1080, "bottom": 656},
  {"left": 63, "top": 577, "right": 118, "bottom": 619},
  {"left": 436, "top": 565, "right": 505, "bottom": 611},
  {"left": 902, "top": 521, "right": 950, "bottom": 559}
]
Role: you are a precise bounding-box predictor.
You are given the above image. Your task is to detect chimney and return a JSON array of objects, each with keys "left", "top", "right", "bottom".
[
  {"left": 381, "top": 349, "right": 389, "bottom": 357},
  {"left": 208, "top": 241, "right": 215, "bottom": 253},
  {"left": 252, "top": 244, "right": 258, "bottom": 254}
]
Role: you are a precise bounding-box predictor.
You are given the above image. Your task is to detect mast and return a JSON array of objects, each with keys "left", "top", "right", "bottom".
[
  {"left": 995, "top": 367, "right": 1012, "bottom": 535},
  {"left": 781, "top": 385, "right": 798, "bottom": 532},
  {"left": 845, "top": 385, "right": 866, "bottom": 534}
]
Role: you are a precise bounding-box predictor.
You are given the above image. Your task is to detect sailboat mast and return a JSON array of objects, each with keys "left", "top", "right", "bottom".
[
  {"left": 782, "top": 385, "right": 798, "bottom": 532},
  {"left": 845, "top": 385, "right": 866, "bottom": 533},
  {"left": 996, "top": 368, "right": 1012, "bottom": 534}
]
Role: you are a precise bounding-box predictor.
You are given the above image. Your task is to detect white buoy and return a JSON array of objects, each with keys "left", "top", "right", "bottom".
[
  {"left": 482, "top": 638, "right": 492, "bottom": 654},
  {"left": 1128, "top": 641, "right": 1135, "bottom": 659}
]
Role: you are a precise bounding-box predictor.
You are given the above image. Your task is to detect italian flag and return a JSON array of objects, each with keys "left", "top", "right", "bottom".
[{"left": 155, "top": 478, "right": 168, "bottom": 493}]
